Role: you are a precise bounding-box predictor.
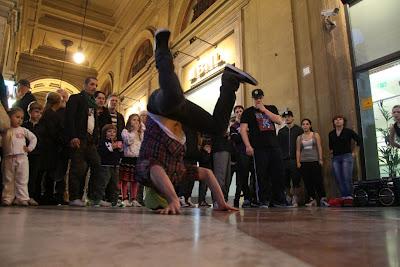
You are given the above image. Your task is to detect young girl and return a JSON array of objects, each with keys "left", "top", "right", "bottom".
[
  {"left": 97, "top": 124, "right": 122, "bottom": 207},
  {"left": 389, "top": 105, "right": 400, "bottom": 148},
  {"left": 2, "top": 107, "right": 37, "bottom": 206},
  {"left": 329, "top": 115, "right": 360, "bottom": 204},
  {"left": 296, "top": 119, "right": 329, "bottom": 207},
  {"left": 120, "top": 114, "right": 143, "bottom": 207}
]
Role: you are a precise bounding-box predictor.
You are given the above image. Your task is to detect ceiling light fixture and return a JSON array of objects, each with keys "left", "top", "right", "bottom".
[{"left": 73, "top": 0, "right": 88, "bottom": 64}]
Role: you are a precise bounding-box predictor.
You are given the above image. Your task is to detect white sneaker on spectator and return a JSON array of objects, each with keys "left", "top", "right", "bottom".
[
  {"left": 131, "top": 200, "right": 142, "bottom": 207},
  {"left": 305, "top": 199, "right": 317, "bottom": 207},
  {"left": 92, "top": 200, "right": 112, "bottom": 207},
  {"left": 14, "top": 199, "right": 29, "bottom": 206},
  {"left": 292, "top": 195, "right": 299, "bottom": 208},
  {"left": 179, "top": 196, "right": 189, "bottom": 208},
  {"left": 69, "top": 199, "right": 85, "bottom": 207},
  {"left": 28, "top": 199, "right": 39, "bottom": 206},
  {"left": 320, "top": 197, "right": 330, "bottom": 207},
  {"left": 123, "top": 200, "right": 132, "bottom": 207},
  {"left": 185, "top": 197, "right": 195, "bottom": 208}
]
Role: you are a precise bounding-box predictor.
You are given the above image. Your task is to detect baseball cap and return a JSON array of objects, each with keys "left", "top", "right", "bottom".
[
  {"left": 282, "top": 110, "right": 294, "bottom": 117},
  {"left": 251, "top": 88, "right": 264, "bottom": 99}
]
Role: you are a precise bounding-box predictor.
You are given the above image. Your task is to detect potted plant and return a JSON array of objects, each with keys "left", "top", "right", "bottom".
[{"left": 376, "top": 100, "right": 400, "bottom": 178}]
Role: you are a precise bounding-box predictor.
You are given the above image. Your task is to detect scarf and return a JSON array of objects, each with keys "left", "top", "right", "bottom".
[{"left": 82, "top": 91, "right": 97, "bottom": 109}]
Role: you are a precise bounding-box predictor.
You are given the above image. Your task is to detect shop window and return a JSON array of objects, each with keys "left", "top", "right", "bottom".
[
  {"left": 349, "top": 0, "right": 400, "bottom": 66},
  {"left": 356, "top": 60, "right": 400, "bottom": 178},
  {"left": 129, "top": 40, "right": 153, "bottom": 79}
]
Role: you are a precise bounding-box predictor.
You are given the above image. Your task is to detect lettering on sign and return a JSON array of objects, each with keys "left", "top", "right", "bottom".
[{"left": 189, "top": 51, "right": 226, "bottom": 84}]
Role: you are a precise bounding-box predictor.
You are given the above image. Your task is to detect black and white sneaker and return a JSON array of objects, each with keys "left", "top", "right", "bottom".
[
  {"left": 154, "top": 28, "right": 170, "bottom": 51},
  {"left": 225, "top": 64, "right": 258, "bottom": 86}
]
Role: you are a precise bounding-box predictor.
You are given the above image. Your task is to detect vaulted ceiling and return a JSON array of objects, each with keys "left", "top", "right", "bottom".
[{"left": 20, "top": 0, "right": 151, "bottom": 69}]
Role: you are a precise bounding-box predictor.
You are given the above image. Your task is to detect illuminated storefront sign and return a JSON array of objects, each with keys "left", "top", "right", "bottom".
[
  {"left": 188, "top": 51, "right": 225, "bottom": 84},
  {"left": 181, "top": 34, "right": 236, "bottom": 91}
]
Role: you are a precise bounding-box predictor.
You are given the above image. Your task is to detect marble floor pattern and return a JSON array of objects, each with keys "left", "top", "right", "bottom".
[{"left": 0, "top": 206, "right": 399, "bottom": 267}]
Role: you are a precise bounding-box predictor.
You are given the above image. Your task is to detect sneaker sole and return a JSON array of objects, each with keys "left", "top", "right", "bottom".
[{"left": 225, "top": 64, "right": 258, "bottom": 85}]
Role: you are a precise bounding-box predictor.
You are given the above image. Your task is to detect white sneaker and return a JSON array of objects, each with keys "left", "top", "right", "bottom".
[
  {"left": 305, "top": 199, "right": 317, "bottom": 207},
  {"left": 320, "top": 197, "right": 330, "bottom": 207},
  {"left": 179, "top": 196, "right": 189, "bottom": 208},
  {"left": 131, "top": 200, "right": 142, "bottom": 207},
  {"left": 93, "top": 200, "right": 112, "bottom": 207},
  {"left": 28, "top": 198, "right": 39, "bottom": 206},
  {"left": 292, "top": 195, "right": 298, "bottom": 208},
  {"left": 69, "top": 199, "right": 85, "bottom": 207},
  {"left": 185, "top": 197, "right": 195, "bottom": 208},
  {"left": 123, "top": 200, "right": 132, "bottom": 207},
  {"left": 286, "top": 194, "right": 292, "bottom": 205}
]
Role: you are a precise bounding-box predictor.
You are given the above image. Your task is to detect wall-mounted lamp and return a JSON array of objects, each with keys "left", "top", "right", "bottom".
[
  {"left": 173, "top": 50, "right": 199, "bottom": 60},
  {"left": 189, "top": 36, "right": 217, "bottom": 48}
]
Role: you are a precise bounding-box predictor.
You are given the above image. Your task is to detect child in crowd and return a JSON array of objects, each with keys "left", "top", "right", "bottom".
[
  {"left": 136, "top": 29, "right": 256, "bottom": 214},
  {"left": 389, "top": 105, "right": 400, "bottom": 148},
  {"left": 97, "top": 124, "right": 123, "bottom": 207},
  {"left": 40, "top": 92, "right": 64, "bottom": 204},
  {"left": 2, "top": 107, "right": 37, "bottom": 206},
  {"left": 22, "top": 101, "right": 43, "bottom": 205},
  {"left": 120, "top": 114, "right": 143, "bottom": 207}
]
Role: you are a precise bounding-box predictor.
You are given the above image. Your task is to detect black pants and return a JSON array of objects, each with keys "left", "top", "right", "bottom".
[
  {"left": 28, "top": 154, "right": 43, "bottom": 201},
  {"left": 99, "top": 166, "right": 119, "bottom": 204},
  {"left": 68, "top": 140, "right": 102, "bottom": 201},
  {"left": 300, "top": 161, "right": 326, "bottom": 200},
  {"left": 176, "top": 160, "right": 196, "bottom": 199},
  {"left": 253, "top": 147, "right": 285, "bottom": 204},
  {"left": 234, "top": 153, "right": 251, "bottom": 202},
  {"left": 54, "top": 149, "right": 69, "bottom": 203},
  {"left": 283, "top": 159, "right": 301, "bottom": 189},
  {"left": 147, "top": 39, "right": 239, "bottom": 136}
]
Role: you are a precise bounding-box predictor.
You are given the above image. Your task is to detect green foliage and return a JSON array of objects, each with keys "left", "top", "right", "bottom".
[{"left": 377, "top": 101, "right": 400, "bottom": 177}]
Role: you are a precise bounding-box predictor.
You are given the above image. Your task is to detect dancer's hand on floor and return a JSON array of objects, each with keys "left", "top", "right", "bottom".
[
  {"left": 213, "top": 202, "right": 239, "bottom": 212},
  {"left": 158, "top": 200, "right": 181, "bottom": 215}
]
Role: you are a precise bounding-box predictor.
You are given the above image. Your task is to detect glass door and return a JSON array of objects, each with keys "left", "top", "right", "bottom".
[{"left": 356, "top": 60, "right": 400, "bottom": 179}]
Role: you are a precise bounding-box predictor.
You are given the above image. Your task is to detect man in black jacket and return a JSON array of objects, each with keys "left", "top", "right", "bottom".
[
  {"left": 65, "top": 77, "right": 104, "bottom": 207},
  {"left": 278, "top": 110, "right": 303, "bottom": 207},
  {"left": 13, "top": 79, "right": 36, "bottom": 121}
]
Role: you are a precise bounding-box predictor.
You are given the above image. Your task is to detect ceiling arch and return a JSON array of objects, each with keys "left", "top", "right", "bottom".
[{"left": 31, "top": 78, "right": 80, "bottom": 95}]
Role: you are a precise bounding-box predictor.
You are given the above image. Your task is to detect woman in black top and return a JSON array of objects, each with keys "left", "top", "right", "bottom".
[
  {"left": 328, "top": 115, "right": 360, "bottom": 200},
  {"left": 389, "top": 105, "right": 400, "bottom": 149}
]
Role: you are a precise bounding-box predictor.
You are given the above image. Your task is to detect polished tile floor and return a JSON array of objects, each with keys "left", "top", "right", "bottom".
[{"left": 0, "top": 206, "right": 399, "bottom": 267}]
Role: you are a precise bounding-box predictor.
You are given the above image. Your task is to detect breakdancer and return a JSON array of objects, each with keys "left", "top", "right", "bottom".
[{"left": 135, "top": 29, "right": 258, "bottom": 214}]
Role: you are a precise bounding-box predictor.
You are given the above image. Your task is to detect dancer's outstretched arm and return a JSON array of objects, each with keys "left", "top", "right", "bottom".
[{"left": 150, "top": 165, "right": 181, "bottom": 215}]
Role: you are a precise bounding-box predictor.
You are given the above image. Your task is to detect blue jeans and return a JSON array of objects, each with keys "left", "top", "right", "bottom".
[{"left": 332, "top": 153, "right": 354, "bottom": 197}]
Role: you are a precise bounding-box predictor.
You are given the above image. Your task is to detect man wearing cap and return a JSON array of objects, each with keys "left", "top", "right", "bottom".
[
  {"left": 13, "top": 79, "right": 36, "bottom": 121},
  {"left": 278, "top": 110, "right": 303, "bottom": 207},
  {"left": 240, "top": 88, "right": 286, "bottom": 208}
]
